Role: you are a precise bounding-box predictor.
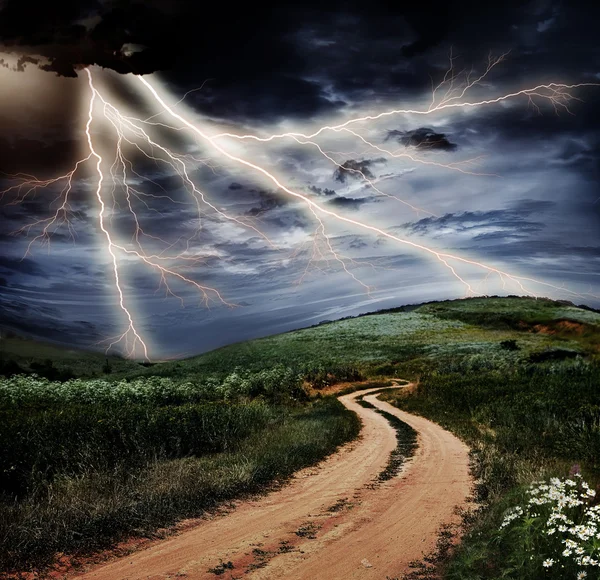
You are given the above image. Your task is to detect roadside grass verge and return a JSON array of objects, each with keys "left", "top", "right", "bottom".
[
  {"left": 381, "top": 359, "right": 600, "bottom": 579},
  {"left": 0, "top": 400, "right": 282, "bottom": 498},
  {"left": 0, "top": 397, "right": 359, "bottom": 574}
]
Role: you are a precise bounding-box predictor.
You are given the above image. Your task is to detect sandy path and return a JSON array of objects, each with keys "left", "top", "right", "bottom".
[{"left": 76, "top": 384, "right": 471, "bottom": 580}]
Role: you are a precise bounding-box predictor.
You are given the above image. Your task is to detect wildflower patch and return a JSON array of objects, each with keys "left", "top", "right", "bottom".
[{"left": 498, "top": 473, "right": 599, "bottom": 578}]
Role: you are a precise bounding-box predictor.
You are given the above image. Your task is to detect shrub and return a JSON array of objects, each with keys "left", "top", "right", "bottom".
[
  {"left": 500, "top": 339, "right": 520, "bottom": 351},
  {"left": 302, "top": 364, "right": 363, "bottom": 389},
  {"left": 529, "top": 349, "right": 580, "bottom": 363},
  {"left": 0, "top": 359, "right": 24, "bottom": 377}
]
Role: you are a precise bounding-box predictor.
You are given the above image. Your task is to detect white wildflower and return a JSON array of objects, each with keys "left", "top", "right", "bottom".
[{"left": 543, "top": 558, "right": 554, "bottom": 567}]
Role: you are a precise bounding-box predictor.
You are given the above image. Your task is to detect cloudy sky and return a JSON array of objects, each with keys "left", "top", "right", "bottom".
[{"left": 0, "top": 0, "right": 599, "bottom": 359}]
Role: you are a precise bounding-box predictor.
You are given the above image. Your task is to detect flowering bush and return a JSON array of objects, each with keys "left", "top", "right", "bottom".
[{"left": 498, "top": 473, "right": 600, "bottom": 578}]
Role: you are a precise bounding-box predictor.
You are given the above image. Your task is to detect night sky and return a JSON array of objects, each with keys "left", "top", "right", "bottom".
[{"left": 0, "top": 0, "right": 599, "bottom": 359}]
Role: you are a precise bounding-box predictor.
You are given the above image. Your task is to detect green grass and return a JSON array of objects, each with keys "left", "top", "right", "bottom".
[
  {"left": 380, "top": 354, "right": 600, "bottom": 576},
  {"left": 0, "top": 397, "right": 359, "bottom": 573},
  {"left": 0, "top": 400, "right": 284, "bottom": 498},
  {"left": 418, "top": 296, "right": 600, "bottom": 327},
  {"left": 0, "top": 334, "right": 144, "bottom": 378},
  {"left": 124, "top": 297, "right": 599, "bottom": 383},
  {"left": 2, "top": 295, "right": 599, "bottom": 578}
]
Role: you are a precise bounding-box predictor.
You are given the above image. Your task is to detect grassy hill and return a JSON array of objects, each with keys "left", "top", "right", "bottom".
[
  {"left": 123, "top": 295, "right": 600, "bottom": 580},
  {"left": 0, "top": 333, "right": 149, "bottom": 379},
  {"left": 3, "top": 295, "right": 598, "bottom": 382},
  {"left": 127, "top": 295, "right": 600, "bottom": 381}
]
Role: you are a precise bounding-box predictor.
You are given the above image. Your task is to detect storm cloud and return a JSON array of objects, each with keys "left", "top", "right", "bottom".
[
  {"left": 1, "top": 0, "right": 599, "bottom": 357},
  {"left": 334, "top": 158, "right": 386, "bottom": 183},
  {"left": 386, "top": 127, "right": 458, "bottom": 151}
]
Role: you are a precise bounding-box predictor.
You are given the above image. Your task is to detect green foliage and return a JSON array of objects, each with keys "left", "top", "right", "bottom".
[
  {"left": 0, "top": 365, "right": 309, "bottom": 409},
  {"left": 0, "top": 400, "right": 281, "bottom": 498},
  {"left": 0, "top": 398, "right": 359, "bottom": 572},
  {"left": 302, "top": 363, "right": 363, "bottom": 389},
  {"left": 417, "top": 296, "right": 590, "bottom": 329},
  {"left": 28, "top": 358, "right": 75, "bottom": 381},
  {"left": 529, "top": 348, "right": 580, "bottom": 363},
  {"left": 383, "top": 354, "right": 600, "bottom": 578},
  {"left": 2, "top": 296, "right": 599, "bottom": 575},
  {"left": 500, "top": 339, "right": 520, "bottom": 351},
  {"left": 0, "top": 358, "right": 26, "bottom": 377},
  {"left": 124, "top": 312, "right": 468, "bottom": 380},
  {"left": 102, "top": 358, "right": 112, "bottom": 374}
]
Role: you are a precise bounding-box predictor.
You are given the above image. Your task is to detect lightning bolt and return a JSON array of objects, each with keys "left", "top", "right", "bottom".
[
  {"left": 1, "top": 51, "right": 598, "bottom": 360},
  {"left": 134, "top": 72, "right": 598, "bottom": 302},
  {"left": 84, "top": 69, "right": 149, "bottom": 359}
]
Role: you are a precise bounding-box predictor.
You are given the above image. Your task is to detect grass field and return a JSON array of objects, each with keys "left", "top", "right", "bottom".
[
  {"left": 1, "top": 397, "right": 359, "bottom": 572},
  {"left": 119, "top": 296, "right": 599, "bottom": 381},
  {"left": 1, "top": 295, "right": 599, "bottom": 577},
  {"left": 0, "top": 333, "right": 144, "bottom": 378}
]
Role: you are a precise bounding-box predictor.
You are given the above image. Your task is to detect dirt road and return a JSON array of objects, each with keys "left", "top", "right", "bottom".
[{"left": 76, "top": 384, "right": 471, "bottom": 579}]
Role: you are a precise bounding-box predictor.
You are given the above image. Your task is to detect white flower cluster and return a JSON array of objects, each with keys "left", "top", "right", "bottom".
[
  {"left": 500, "top": 473, "right": 600, "bottom": 578},
  {"left": 499, "top": 505, "right": 524, "bottom": 529}
]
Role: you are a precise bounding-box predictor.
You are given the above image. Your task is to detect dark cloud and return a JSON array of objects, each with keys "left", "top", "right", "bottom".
[
  {"left": 308, "top": 185, "right": 336, "bottom": 196},
  {"left": 0, "top": 136, "right": 79, "bottom": 175},
  {"left": 1, "top": 0, "right": 599, "bottom": 354},
  {"left": 472, "top": 240, "right": 600, "bottom": 262},
  {"left": 334, "top": 158, "right": 386, "bottom": 183},
  {"left": 511, "top": 199, "right": 556, "bottom": 213},
  {"left": 0, "top": 300, "right": 102, "bottom": 344},
  {"left": 0, "top": 1, "right": 433, "bottom": 78},
  {"left": 0, "top": 1, "right": 160, "bottom": 76},
  {"left": 173, "top": 76, "right": 344, "bottom": 123},
  {"left": 0, "top": 55, "right": 40, "bottom": 72},
  {"left": 327, "top": 196, "right": 369, "bottom": 209},
  {"left": 1, "top": 0, "right": 598, "bottom": 125},
  {"left": 347, "top": 237, "right": 368, "bottom": 249},
  {"left": 1, "top": 0, "right": 441, "bottom": 82},
  {"left": 386, "top": 127, "right": 457, "bottom": 151},
  {"left": 245, "top": 190, "right": 289, "bottom": 217},
  {"left": 405, "top": 206, "right": 550, "bottom": 238},
  {"left": 0, "top": 255, "right": 46, "bottom": 277}
]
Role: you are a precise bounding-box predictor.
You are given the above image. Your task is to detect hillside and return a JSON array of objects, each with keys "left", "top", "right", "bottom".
[
  {"left": 3, "top": 296, "right": 598, "bottom": 382},
  {"left": 128, "top": 295, "right": 600, "bottom": 380},
  {"left": 0, "top": 333, "right": 149, "bottom": 379}
]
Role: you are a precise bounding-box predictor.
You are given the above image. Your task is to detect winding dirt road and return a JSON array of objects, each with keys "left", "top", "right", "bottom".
[{"left": 76, "top": 384, "right": 471, "bottom": 579}]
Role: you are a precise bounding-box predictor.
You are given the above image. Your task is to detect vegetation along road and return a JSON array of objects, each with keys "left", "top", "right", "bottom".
[
  {"left": 76, "top": 383, "right": 472, "bottom": 579},
  {"left": 5, "top": 296, "right": 597, "bottom": 578}
]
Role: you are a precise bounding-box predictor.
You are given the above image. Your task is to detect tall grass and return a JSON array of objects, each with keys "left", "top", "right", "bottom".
[
  {"left": 3, "top": 296, "right": 599, "bottom": 577},
  {"left": 0, "top": 400, "right": 281, "bottom": 498},
  {"left": 0, "top": 397, "right": 359, "bottom": 573}
]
